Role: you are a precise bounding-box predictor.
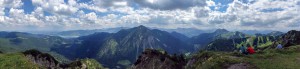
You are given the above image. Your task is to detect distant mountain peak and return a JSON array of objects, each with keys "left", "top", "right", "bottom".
[
  {"left": 267, "top": 31, "right": 284, "bottom": 36},
  {"left": 214, "top": 29, "right": 229, "bottom": 33},
  {"left": 133, "top": 25, "right": 149, "bottom": 31},
  {"left": 137, "top": 25, "right": 147, "bottom": 28},
  {"left": 269, "top": 31, "right": 283, "bottom": 34}
]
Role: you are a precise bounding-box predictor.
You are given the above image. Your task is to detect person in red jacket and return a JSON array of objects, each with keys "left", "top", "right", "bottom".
[{"left": 247, "top": 46, "right": 255, "bottom": 54}]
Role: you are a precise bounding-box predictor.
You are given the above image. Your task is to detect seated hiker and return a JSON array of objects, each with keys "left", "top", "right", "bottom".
[
  {"left": 276, "top": 43, "right": 283, "bottom": 49},
  {"left": 247, "top": 46, "right": 255, "bottom": 54},
  {"left": 239, "top": 45, "right": 248, "bottom": 55}
]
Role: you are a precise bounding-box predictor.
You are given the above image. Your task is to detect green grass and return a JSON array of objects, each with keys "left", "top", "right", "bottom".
[
  {"left": 244, "top": 45, "right": 300, "bottom": 69},
  {"left": 190, "top": 45, "right": 300, "bottom": 69},
  {"left": 0, "top": 36, "right": 71, "bottom": 63},
  {"left": 257, "top": 41, "right": 273, "bottom": 48},
  {"left": 0, "top": 53, "right": 106, "bottom": 69},
  {"left": 0, "top": 38, "right": 22, "bottom": 53},
  {"left": 0, "top": 53, "right": 42, "bottom": 69},
  {"left": 246, "top": 53, "right": 300, "bottom": 69},
  {"left": 189, "top": 51, "right": 243, "bottom": 69}
]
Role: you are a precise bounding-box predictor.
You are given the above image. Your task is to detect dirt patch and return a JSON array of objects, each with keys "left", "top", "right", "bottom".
[{"left": 227, "top": 63, "right": 257, "bottom": 69}]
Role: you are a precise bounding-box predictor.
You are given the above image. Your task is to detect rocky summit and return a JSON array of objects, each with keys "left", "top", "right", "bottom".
[{"left": 132, "top": 49, "right": 186, "bottom": 69}]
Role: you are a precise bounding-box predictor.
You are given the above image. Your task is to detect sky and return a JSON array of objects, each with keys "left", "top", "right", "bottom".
[{"left": 0, "top": 0, "right": 299, "bottom": 32}]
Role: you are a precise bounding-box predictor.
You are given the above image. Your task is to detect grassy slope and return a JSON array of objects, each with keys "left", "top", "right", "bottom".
[
  {"left": 0, "top": 38, "right": 21, "bottom": 52},
  {"left": 0, "top": 37, "right": 71, "bottom": 63},
  {"left": 190, "top": 45, "right": 300, "bottom": 69},
  {"left": 0, "top": 53, "right": 42, "bottom": 69},
  {"left": 189, "top": 51, "right": 242, "bottom": 69},
  {"left": 0, "top": 53, "right": 107, "bottom": 69},
  {"left": 247, "top": 53, "right": 300, "bottom": 69},
  {"left": 246, "top": 45, "right": 300, "bottom": 69}
]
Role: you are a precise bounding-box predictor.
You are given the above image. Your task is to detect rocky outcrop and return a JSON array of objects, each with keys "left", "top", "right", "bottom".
[
  {"left": 23, "top": 49, "right": 60, "bottom": 68},
  {"left": 281, "top": 30, "right": 300, "bottom": 47},
  {"left": 132, "top": 49, "right": 186, "bottom": 69},
  {"left": 22, "top": 49, "right": 105, "bottom": 69},
  {"left": 62, "top": 59, "right": 106, "bottom": 69}
]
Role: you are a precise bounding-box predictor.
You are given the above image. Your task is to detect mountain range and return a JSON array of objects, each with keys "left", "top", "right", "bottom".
[
  {"left": 46, "top": 27, "right": 207, "bottom": 38},
  {"left": 50, "top": 27, "right": 127, "bottom": 38},
  {"left": 133, "top": 30, "right": 300, "bottom": 69},
  {"left": 53, "top": 25, "right": 191, "bottom": 68},
  {"left": 0, "top": 25, "right": 292, "bottom": 69},
  {"left": 160, "top": 28, "right": 208, "bottom": 37}
]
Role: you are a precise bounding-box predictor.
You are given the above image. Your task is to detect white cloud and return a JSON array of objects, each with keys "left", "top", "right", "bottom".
[
  {"left": 32, "top": 0, "right": 78, "bottom": 15},
  {"left": 206, "top": 0, "right": 216, "bottom": 6},
  {"left": 83, "top": 12, "right": 97, "bottom": 21},
  {"left": 68, "top": 0, "right": 77, "bottom": 6},
  {"left": 0, "top": 0, "right": 23, "bottom": 16},
  {"left": 0, "top": 0, "right": 299, "bottom": 32},
  {"left": 9, "top": 8, "right": 24, "bottom": 17},
  {"left": 131, "top": 0, "right": 207, "bottom": 10},
  {"left": 78, "top": 3, "right": 108, "bottom": 12},
  {"left": 1, "top": 0, "right": 23, "bottom": 8},
  {"left": 202, "top": 0, "right": 300, "bottom": 31}
]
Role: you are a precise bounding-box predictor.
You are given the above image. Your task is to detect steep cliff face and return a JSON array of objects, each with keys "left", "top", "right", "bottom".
[{"left": 132, "top": 49, "right": 186, "bottom": 69}]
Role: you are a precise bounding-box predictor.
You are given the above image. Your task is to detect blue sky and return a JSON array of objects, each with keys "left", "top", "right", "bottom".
[{"left": 0, "top": 0, "right": 299, "bottom": 32}]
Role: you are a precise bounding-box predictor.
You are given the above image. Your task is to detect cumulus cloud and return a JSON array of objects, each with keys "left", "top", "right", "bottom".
[
  {"left": 0, "top": 0, "right": 299, "bottom": 32},
  {"left": 130, "top": 0, "right": 207, "bottom": 10},
  {"left": 93, "top": 0, "right": 128, "bottom": 8},
  {"left": 8, "top": 8, "right": 24, "bottom": 17},
  {"left": 203, "top": 0, "right": 300, "bottom": 31},
  {"left": 0, "top": 0, "right": 23, "bottom": 8},
  {"left": 0, "top": 0, "right": 23, "bottom": 15},
  {"left": 31, "top": 0, "right": 78, "bottom": 15}
]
